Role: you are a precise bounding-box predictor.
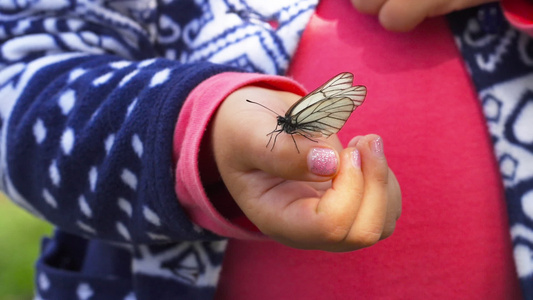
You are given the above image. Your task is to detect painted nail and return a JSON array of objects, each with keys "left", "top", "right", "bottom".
[
  {"left": 372, "top": 137, "right": 383, "bottom": 155},
  {"left": 352, "top": 149, "right": 361, "bottom": 168},
  {"left": 308, "top": 148, "right": 337, "bottom": 176}
]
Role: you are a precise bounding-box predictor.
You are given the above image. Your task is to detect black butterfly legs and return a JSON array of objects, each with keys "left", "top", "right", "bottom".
[
  {"left": 246, "top": 72, "right": 366, "bottom": 155},
  {"left": 291, "top": 132, "right": 320, "bottom": 154},
  {"left": 266, "top": 126, "right": 283, "bottom": 151},
  {"left": 266, "top": 127, "right": 318, "bottom": 154},
  {"left": 266, "top": 129, "right": 301, "bottom": 154}
]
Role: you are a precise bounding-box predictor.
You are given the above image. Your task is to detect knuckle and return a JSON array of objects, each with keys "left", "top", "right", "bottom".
[
  {"left": 353, "top": 230, "right": 382, "bottom": 248},
  {"left": 380, "top": 221, "right": 397, "bottom": 240},
  {"left": 317, "top": 220, "right": 351, "bottom": 244},
  {"left": 357, "top": 232, "right": 381, "bottom": 248}
]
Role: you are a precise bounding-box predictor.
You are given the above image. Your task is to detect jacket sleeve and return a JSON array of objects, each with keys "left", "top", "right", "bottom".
[
  {"left": 0, "top": 0, "right": 238, "bottom": 243},
  {"left": 173, "top": 72, "right": 308, "bottom": 240}
]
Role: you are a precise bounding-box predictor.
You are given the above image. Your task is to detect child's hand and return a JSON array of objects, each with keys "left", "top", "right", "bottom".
[
  {"left": 350, "top": 0, "right": 496, "bottom": 31},
  {"left": 211, "top": 86, "right": 401, "bottom": 252}
]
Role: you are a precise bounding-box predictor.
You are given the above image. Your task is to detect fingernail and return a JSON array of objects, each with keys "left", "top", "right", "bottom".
[
  {"left": 352, "top": 149, "right": 361, "bottom": 168},
  {"left": 349, "top": 135, "right": 363, "bottom": 147},
  {"left": 308, "top": 148, "right": 337, "bottom": 176},
  {"left": 372, "top": 137, "right": 383, "bottom": 155}
]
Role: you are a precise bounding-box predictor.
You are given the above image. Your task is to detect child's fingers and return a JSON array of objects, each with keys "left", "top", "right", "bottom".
[
  {"left": 344, "top": 135, "right": 391, "bottom": 247},
  {"left": 348, "top": 135, "right": 363, "bottom": 147},
  {"left": 272, "top": 146, "right": 365, "bottom": 250},
  {"left": 218, "top": 86, "right": 344, "bottom": 182},
  {"left": 378, "top": 0, "right": 427, "bottom": 32},
  {"left": 350, "top": 0, "right": 387, "bottom": 15},
  {"left": 315, "top": 146, "right": 364, "bottom": 236},
  {"left": 243, "top": 131, "right": 344, "bottom": 182},
  {"left": 380, "top": 171, "right": 402, "bottom": 239},
  {"left": 350, "top": 0, "right": 423, "bottom": 32},
  {"left": 378, "top": 0, "right": 493, "bottom": 32}
]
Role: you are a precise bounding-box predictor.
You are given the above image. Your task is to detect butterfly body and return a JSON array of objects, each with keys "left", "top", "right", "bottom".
[
  {"left": 277, "top": 115, "right": 298, "bottom": 134},
  {"left": 247, "top": 72, "right": 366, "bottom": 153}
]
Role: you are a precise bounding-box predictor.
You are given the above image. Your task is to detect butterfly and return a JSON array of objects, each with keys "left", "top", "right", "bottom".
[{"left": 246, "top": 72, "right": 367, "bottom": 153}]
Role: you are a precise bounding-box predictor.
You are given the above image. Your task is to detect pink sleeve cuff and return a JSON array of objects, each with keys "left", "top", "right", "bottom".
[
  {"left": 173, "top": 72, "right": 307, "bottom": 240},
  {"left": 502, "top": 0, "right": 533, "bottom": 36}
]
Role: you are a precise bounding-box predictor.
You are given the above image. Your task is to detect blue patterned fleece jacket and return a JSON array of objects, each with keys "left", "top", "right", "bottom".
[
  {"left": 0, "top": 0, "right": 316, "bottom": 299},
  {"left": 2, "top": 0, "right": 533, "bottom": 299}
]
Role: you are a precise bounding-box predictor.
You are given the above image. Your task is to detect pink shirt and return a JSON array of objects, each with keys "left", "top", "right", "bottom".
[{"left": 174, "top": 0, "right": 527, "bottom": 298}]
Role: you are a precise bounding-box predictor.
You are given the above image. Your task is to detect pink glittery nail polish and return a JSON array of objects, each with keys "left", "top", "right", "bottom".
[
  {"left": 308, "top": 148, "right": 337, "bottom": 176},
  {"left": 372, "top": 137, "right": 384, "bottom": 155},
  {"left": 352, "top": 149, "right": 361, "bottom": 168}
]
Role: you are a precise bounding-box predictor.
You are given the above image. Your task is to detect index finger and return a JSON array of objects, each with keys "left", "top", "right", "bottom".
[
  {"left": 224, "top": 86, "right": 345, "bottom": 181},
  {"left": 259, "top": 146, "right": 365, "bottom": 251}
]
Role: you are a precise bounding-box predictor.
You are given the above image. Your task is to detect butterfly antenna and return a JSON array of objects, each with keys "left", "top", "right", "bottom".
[{"left": 246, "top": 99, "right": 282, "bottom": 116}]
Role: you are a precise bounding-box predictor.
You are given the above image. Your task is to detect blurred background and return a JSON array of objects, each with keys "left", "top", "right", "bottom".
[{"left": 0, "top": 193, "right": 52, "bottom": 300}]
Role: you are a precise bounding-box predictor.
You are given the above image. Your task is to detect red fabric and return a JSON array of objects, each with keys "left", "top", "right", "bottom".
[
  {"left": 502, "top": 0, "right": 533, "bottom": 35},
  {"left": 173, "top": 72, "right": 306, "bottom": 239},
  {"left": 216, "top": 0, "right": 522, "bottom": 299}
]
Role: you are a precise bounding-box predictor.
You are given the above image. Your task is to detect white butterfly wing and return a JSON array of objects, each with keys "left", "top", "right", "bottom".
[
  {"left": 292, "top": 97, "right": 354, "bottom": 137},
  {"left": 289, "top": 72, "right": 367, "bottom": 137},
  {"left": 289, "top": 72, "right": 361, "bottom": 116}
]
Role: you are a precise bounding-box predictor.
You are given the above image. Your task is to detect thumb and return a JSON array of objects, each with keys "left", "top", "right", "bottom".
[
  {"left": 213, "top": 85, "right": 343, "bottom": 182},
  {"left": 247, "top": 132, "right": 343, "bottom": 182}
]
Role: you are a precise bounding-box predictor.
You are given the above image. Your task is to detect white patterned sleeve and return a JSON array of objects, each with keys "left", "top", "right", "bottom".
[{"left": 0, "top": 0, "right": 236, "bottom": 243}]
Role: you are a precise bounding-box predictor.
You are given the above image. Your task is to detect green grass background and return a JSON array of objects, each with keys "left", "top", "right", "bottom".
[{"left": 0, "top": 193, "right": 52, "bottom": 300}]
